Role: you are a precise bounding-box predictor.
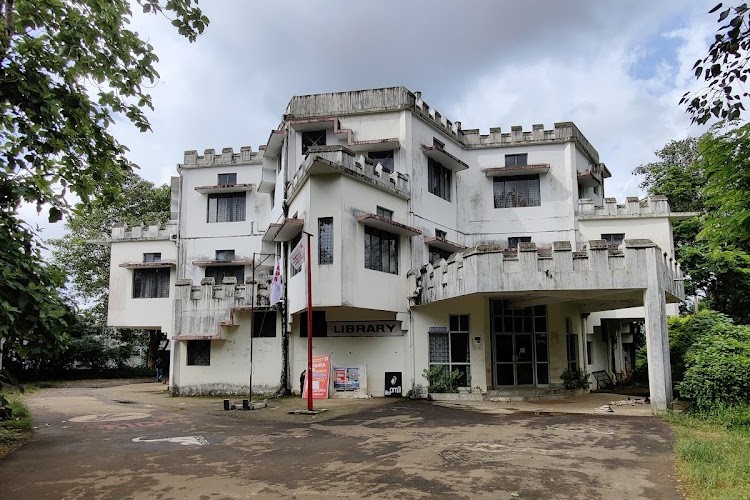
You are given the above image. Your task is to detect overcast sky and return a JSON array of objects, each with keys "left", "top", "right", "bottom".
[{"left": 26, "top": 0, "right": 722, "bottom": 241}]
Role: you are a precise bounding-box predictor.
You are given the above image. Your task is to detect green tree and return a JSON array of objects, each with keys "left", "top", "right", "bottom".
[
  {"left": 681, "top": 2, "right": 750, "bottom": 124},
  {"left": 51, "top": 173, "right": 170, "bottom": 324},
  {"left": 634, "top": 135, "right": 750, "bottom": 324},
  {"left": 0, "top": 1, "right": 206, "bottom": 360}
]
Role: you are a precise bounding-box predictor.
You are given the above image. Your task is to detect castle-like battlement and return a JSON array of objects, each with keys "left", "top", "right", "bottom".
[
  {"left": 181, "top": 146, "right": 262, "bottom": 168},
  {"left": 412, "top": 239, "right": 684, "bottom": 307},
  {"left": 288, "top": 145, "right": 410, "bottom": 201},
  {"left": 110, "top": 221, "right": 178, "bottom": 241},
  {"left": 578, "top": 195, "right": 672, "bottom": 218}
]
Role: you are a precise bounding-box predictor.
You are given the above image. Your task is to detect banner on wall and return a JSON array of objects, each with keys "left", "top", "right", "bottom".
[{"left": 302, "top": 354, "right": 330, "bottom": 399}]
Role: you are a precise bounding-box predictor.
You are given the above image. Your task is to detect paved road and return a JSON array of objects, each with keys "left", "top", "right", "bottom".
[{"left": 0, "top": 382, "right": 681, "bottom": 499}]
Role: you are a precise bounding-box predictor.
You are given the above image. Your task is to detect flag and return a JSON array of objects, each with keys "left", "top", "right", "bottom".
[
  {"left": 290, "top": 238, "right": 305, "bottom": 271},
  {"left": 270, "top": 257, "right": 283, "bottom": 305}
]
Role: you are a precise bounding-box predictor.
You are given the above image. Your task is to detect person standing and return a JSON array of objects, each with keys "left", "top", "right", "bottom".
[{"left": 155, "top": 356, "right": 164, "bottom": 383}]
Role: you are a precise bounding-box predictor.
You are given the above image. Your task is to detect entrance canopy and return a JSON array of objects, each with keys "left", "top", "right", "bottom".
[{"left": 410, "top": 240, "right": 684, "bottom": 312}]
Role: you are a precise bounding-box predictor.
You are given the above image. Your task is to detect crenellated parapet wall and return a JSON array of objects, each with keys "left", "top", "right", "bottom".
[
  {"left": 288, "top": 145, "right": 410, "bottom": 201},
  {"left": 180, "top": 146, "right": 263, "bottom": 168},
  {"left": 172, "top": 277, "right": 271, "bottom": 338},
  {"left": 110, "top": 221, "right": 178, "bottom": 241},
  {"left": 578, "top": 195, "right": 672, "bottom": 218},
  {"left": 412, "top": 239, "right": 684, "bottom": 308},
  {"left": 281, "top": 87, "right": 600, "bottom": 162}
]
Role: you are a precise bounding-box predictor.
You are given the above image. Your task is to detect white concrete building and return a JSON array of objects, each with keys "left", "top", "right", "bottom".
[{"left": 103, "top": 87, "right": 690, "bottom": 412}]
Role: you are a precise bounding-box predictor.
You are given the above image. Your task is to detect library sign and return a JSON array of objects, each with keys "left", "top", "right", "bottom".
[{"left": 327, "top": 320, "right": 403, "bottom": 337}]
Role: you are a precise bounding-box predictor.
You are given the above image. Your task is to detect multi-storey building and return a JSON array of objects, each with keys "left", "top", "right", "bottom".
[{"left": 103, "top": 87, "right": 690, "bottom": 412}]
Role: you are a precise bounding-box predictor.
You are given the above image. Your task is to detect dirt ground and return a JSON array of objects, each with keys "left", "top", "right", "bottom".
[{"left": 0, "top": 381, "right": 681, "bottom": 499}]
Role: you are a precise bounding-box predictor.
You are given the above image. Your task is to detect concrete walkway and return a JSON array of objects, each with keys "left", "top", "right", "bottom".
[{"left": 0, "top": 382, "right": 681, "bottom": 499}]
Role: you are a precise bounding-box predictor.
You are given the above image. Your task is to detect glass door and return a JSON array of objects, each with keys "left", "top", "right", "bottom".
[{"left": 491, "top": 300, "right": 548, "bottom": 387}]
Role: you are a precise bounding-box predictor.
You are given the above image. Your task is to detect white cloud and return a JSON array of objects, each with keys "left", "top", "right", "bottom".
[{"left": 25, "top": 0, "right": 727, "bottom": 246}]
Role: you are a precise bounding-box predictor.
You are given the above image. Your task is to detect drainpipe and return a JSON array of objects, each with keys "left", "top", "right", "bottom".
[{"left": 279, "top": 127, "right": 291, "bottom": 394}]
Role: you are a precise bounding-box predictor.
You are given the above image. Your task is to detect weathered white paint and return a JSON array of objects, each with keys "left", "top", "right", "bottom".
[{"left": 102, "top": 87, "right": 685, "bottom": 413}]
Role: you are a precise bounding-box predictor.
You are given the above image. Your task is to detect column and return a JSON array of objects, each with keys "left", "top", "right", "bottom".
[{"left": 643, "top": 248, "right": 673, "bottom": 412}]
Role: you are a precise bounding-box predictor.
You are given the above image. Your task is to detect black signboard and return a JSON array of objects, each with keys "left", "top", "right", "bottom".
[{"left": 384, "top": 372, "right": 402, "bottom": 397}]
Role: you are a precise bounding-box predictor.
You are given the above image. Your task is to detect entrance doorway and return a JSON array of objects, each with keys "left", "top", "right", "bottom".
[{"left": 491, "top": 300, "right": 548, "bottom": 387}]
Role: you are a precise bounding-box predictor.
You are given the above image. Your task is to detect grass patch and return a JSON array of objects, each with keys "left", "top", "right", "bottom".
[
  {"left": 0, "top": 395, "right": 33, "bottom": 458},
  {"left": 666, "top": 405, "right": 750, "bottom": 499}
]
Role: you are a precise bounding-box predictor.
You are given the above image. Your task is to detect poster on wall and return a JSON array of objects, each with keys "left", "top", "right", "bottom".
[
  {"left": 302, "top": 355, "right": 330, "bottom": 399},
  {"left": 333, "top": 367, "right": 361, "bottom": 391},
  {"left": 384, "top": 372, "right": 403, "bottom": 397}
]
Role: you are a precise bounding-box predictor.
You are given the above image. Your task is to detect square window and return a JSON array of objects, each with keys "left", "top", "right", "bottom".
[
  {"left": 368, "top": 150, "right": 395, "bottom": 173},
  {"left": 364, "top": 226, "right": 398, "bottom": 274},
  {"left": 301, "top": 130, "right": 326, "bottom": 155},
  {"left": 428, "top": 158, "right": 452, "bottom": 201},
  {"left": 187, "top": 340, "right": 211, "bottom": 366},
  {"left": 133, "top": 268, "right": 170, "bottom": 298},
  {"left": 318, "top": 217, "right": 333, "bottom": 265},
  {"left": 205, "top": 265, "right": 244, "bottom": 283},
  {"left": 143, "top": 252, "right": 161, "bottom": 263},
  {"left": 217, "top": 173, "right": 237, "bottom": 185},
  {"left": 428, "top": 245, "right": 452, "bottom": 263},
  {"left": 493, "top": 175, "right": 540, "bottom": 208},
  {"left": 505, "top": 154, "right": 528, "bottom": 167},
  {"left": 215, "top": 249, "right": 235, "bottom": 261},
  {"left": 435, "top": 229, "right": 447, "bottom": 239},
  {"left": 207, "top": 192, "right": 246, "bottom": 223},
  {"left": 601, "top": 233, "right": 625, "bottom": 247},
  {"left": 253, "top": 311, "right": 277, "bottom": 338},
  {"left": 508, "top": 236, "right": 531, "bottom": 250},
  {"left": 376, "top": 206, "right": 393, "bottom": 220}
]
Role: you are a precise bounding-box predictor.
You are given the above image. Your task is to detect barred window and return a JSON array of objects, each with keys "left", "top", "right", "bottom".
[
  {"left": 493, "top": 175, "right": 540, "bottom": 208},
  {"left": 133, "top": 268, "right": 170, "bottom": 298},
  {"left": 187, "top": 340, "right": 211, "bottom": 366},
  {"left": 207, "top": 192, "right": 246, "bottom": 223},
  {"left": 428, "top": 158, "right": 451, "bottom": 201},
  {"left": 318, "top": 217, "right": 333, "bottom": 265},
  {"left": 364, "top": 226, "right": 398, "bottom": 274}
]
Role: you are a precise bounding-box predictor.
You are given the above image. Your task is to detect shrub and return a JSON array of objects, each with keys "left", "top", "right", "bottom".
[
  {"left": 677, "top": 323, "right": 750, "bottom": 411},
  {"left": 560, "top": 368, "right": 590, "bottom": 390},
  {"left": 423, "top": 366, "right": 462, "bottom": 393}
]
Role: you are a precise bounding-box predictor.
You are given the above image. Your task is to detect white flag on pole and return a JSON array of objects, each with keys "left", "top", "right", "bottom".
[
  {"left": 270, "top": 257, "right": 283, "bottom": 306},
  {"left": 290, "top": 238, "right": 305, "bottom": 271}
]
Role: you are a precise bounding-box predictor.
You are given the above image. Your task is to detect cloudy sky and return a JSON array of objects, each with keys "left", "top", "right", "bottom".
[{"left": 26, "top": 0, "right": 722, "bottom": 240}]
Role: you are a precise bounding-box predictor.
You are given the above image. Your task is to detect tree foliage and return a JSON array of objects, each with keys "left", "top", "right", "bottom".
[
  {"left": 635, "top": 134, "right": 750, "bottom": 324},
  {"left": 676, "top": 312, "right": 750, "bottom": 411},
  {"left": 681, "top": 2, "right": 750, "bottom": 124},
  {"left": 0, "top": 1, "right": 206, "bottom": 359},
  {"left": 51, "top": 173, "right": 170, "bottom": 323}
]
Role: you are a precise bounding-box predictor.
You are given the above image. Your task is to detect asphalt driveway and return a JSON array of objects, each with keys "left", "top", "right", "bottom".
[{"left": 0, "top": 382, "right": 681, "bottom": 499}]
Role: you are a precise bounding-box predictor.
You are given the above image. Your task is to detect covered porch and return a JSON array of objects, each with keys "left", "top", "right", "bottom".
[{"left": 409, "top": 239, "right": 684, "bottom": 413}]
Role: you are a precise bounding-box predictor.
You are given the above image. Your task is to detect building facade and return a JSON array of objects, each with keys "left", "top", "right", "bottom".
[{"left": 103, "top": 87, "right": 689, "bottom": 412}]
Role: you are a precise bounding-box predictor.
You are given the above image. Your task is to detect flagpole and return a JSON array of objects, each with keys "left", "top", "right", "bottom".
[{"left": 305, "top": 231, "right": 314, "bottom": 411}]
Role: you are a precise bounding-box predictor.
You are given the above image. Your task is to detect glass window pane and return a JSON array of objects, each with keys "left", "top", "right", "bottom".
[
  {"left": 497, "top": 364, "right": 514, "bottom": 385},
  {"left": 517, "top": 363, "right": 534, "bottom": 385},
  {"left": 529, "top": 176, "right": 541, "bottom": 206},
  {"left": 495, "top": 335, "right": 513, "bottom": 362},
  {"left": 450, "top": 315, "right": 459, "bottom": 332},
  {"left": 536, "top": 334, "right": 548, "bottom": 362},
  {"left": 536, "top": 364, "right": 549, "bottom": 384},
  {"left": 429, "top": 332, "right": 449, "bottom": 363},
  {"left": 493, "top": 179, "right": 504, "bottom": 208},
  {"left": 450, "top": 332, "right": 470, "bottom": 363}
]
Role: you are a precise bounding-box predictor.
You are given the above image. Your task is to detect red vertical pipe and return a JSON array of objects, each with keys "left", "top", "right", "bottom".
[{"left": 306, "top": 232, "right": 313, "bottom": 411}]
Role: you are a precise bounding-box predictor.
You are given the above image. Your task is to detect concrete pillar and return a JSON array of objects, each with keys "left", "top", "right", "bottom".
[
  {"left": 643, "top": 248, "right": 673, "bottom": 412},
  {"left": 614, "top": 329, "right": 624, "bottom": 376}
]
